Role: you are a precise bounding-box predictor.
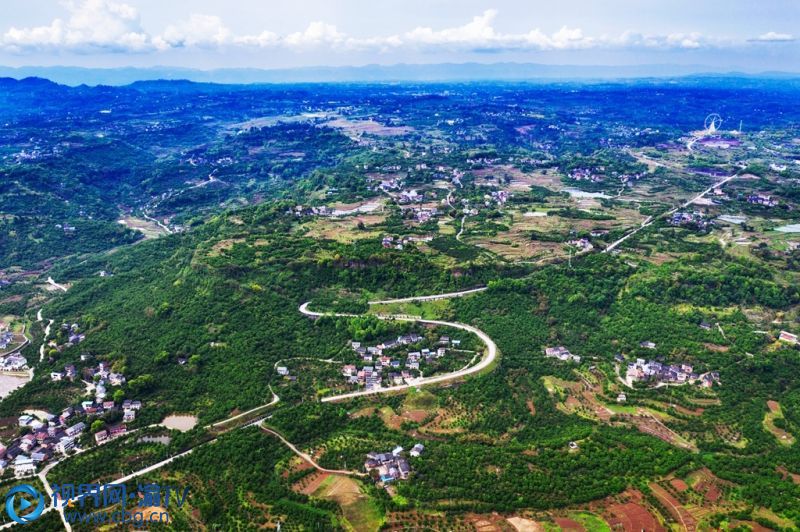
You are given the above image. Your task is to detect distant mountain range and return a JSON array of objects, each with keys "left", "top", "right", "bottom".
[{"left": 1, "top": 62, "right": 799, "bottom": 86}]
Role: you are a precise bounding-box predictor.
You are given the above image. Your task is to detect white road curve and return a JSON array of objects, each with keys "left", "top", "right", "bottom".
[
  {"left": 46, "top": 277, "right": 68, "bottom": 292},
  {"left": 298, "top": 298, "right": 497, "bottom": 403},
  {"left": 368, "top": 286, "right": 487, "bottom": 305},
  {"left": 456, "top": 214, "right": 467, "bottom": 242},
  {"left": 206, "top": 386, "right": 280, "bottom": 429}
]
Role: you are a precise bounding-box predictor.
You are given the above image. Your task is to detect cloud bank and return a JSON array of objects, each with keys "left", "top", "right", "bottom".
[{"left": 1, "top": 1, "right": 794, "bottom": 55}]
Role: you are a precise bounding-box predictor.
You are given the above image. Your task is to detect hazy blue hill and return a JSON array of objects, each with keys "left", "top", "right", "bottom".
[{"left": 2, "top": 62, "right": 800, "bottom": 86}]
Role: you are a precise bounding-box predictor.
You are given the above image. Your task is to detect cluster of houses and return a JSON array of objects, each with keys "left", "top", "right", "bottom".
[
  {"left": 668, "top": 211, "right": 712, "bottom": 230},
  {"left": 411, "top": 207, "right": 439, "bottom": 223},
  {"left": 487, "top": 190, "right": 510, "bottom": 205},
  {"left": 544, "top": 346, "right": 581, "bottom": 364},
  {"left": 6, "top": 413, "right": 86, "bottom": 478},
  {"left": 4, "top": 396, "right": 142, "bottom": 478},
  {"left": 567, "top": 238, "right": 594, "bottom": 252},
  {"left": 56, "top": 322, "right": 86, "bottom": 348},
  {"left": 398, "top": 190, "right": 423, "bottom": 204},
  {"left": 569, "top": 168, "right": 603, "bottom": 183},
  {"left": 290, "top": 205, "right": 335, "bottom": 217},
  {"left": 364, "top": 443, "right": 424, "bottom": 485},
  {"left": 0, "top": 354, "right": 27, "bottom": 372},
  {"left": 0, "top": 330, "right": 16, "bottom": 351},
  {"left": 747, "top": 193, "right": 778, "bottom": 207},
  {"left": 49, "top": 364, "right": 77, "bottom": 382},
  {"left": 625, "top": 358, "right": 720, "bottom": 387},
  {"left": 381, "top": 235, "right": 433, "bottom": 250},
  {"left": 377, "top": 178, "right": 402, "bottom": 193},
  {"left": 343, "top": 335, "right": 458, "bottom": 390},
  {"left": 567, "top": 166, "right": 645, "bottom": 185}
]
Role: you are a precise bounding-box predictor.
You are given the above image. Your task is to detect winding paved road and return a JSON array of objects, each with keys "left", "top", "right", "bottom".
[
  {"left": 299, "top": 287, "right": 497, "bottom": 402},
  {"left": 368, "top": 286, "right": 487, "bottom": 305}
]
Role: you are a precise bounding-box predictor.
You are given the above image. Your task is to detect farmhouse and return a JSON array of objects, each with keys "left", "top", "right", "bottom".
[
  {"left": 544, "top": 346, "right": 581, "bottom": 363},
  {"left": 778, "top": 331, "right": 798, "bottom": 345},
  {"left": 364, "top": 445, "right": 420, "bottom": 485}
]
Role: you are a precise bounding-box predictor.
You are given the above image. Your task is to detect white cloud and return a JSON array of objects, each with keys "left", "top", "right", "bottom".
[
  {"left": 404, "top": 9, "right": 499, "bottom": 47},
  {"left": 285, "top": 22, "right": 347, "bottom": 48},
  {"left": 2, "top": 7, "right": 794, "bottom": 55},
  {"left": 2, "top": 0, "right": 150, "bottom": 52},
  {"left": 750, "top": 31, "right": 795, "bottom": 42},
  {"left": 157, "top": 14, "right": 231, "bottom": 49}
]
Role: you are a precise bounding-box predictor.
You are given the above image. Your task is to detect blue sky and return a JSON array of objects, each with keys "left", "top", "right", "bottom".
[{"left": 1, "top": 0, "right": 798, "bottom": 71}]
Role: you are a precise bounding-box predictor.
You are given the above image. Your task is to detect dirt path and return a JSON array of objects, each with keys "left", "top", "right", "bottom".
[
  {"left": 649, "top": 482, "right": 696, "bottom": 531},
  {"left": 260, "top": 425, "right": 366, "bottom": 477}
]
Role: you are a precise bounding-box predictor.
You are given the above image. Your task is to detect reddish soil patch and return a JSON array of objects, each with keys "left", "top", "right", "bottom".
[
  {"left": 403, "top": 409, "right": 429, "bottom": 423},
  {"left": 553, "top": 517, "right": 584, "bottom": 531},
  {"left": 777, "top": 465, "right": 800, "bottom": 484},
  {"left": 350, "top": 407, "right": 376, "bottom": 418},
  {"left": 607, "top": 502, "right": 665, "bottom": 532},
  {"left": 618, "top": 413, "right": 695, "bottom": 451},
  {"left": 670, "top": 478, "right": 689, "bottom": 492},
  {"left": 649, "top": 482, "right": 697, "bottom": 531},
  {"left": 767, "top": 400, "right": 780, "bottom": 413},
  {"left": 283, "top": 457, "right": 313, "bottom": 479},
  {"left": 580, "top": 390, "right": 612, "bottom": 422},
  {"left": 526, "top": 400, "right": 536, "bottom": 416},
  {"left": 696, "top": 480, "right": 722, "bottom": 503},
  {"left": 565, "top": 396, "right": 581, "bottom": 410}
]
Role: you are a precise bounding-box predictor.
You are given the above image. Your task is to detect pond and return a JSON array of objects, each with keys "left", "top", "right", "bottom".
[
  {"left": 0, "top": 373, "right": 30, "bottom": 400},
  {"left": 717, "top": 215, "right": 747, "bottom": 225},
  {"left": 561, "top": 188, "right": 611, "bottom": 199},
  {"left": 775, "top": 224, "right": 800, "bottom": 233}
]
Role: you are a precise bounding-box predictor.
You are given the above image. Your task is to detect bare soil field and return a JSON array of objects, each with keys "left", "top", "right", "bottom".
[
  {"left": 605, "top": 501, "right": 664, "bottom": 532},
  {"left": 506, "top": 516, "right": 546, "bottom": 531},
  {"left": 118, "top": 216, "right": 169, "bottom": 239},
  {"left": 302, "top": 214, "right": 385, "bottom": 243},
  {"left": 314, "top": 475, "right": 383, "bottom": 531},
  {"left": 552, "top": 517, "right": 584, "bottom": 531},
  {"left": 325, "top": 118, "right": 414, "bottom": 137}
]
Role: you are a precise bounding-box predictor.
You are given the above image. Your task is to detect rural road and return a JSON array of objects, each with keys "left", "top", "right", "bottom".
[
  {"left": 456, "top": 214, "right": 467, "bottom": 241},
  {"left": 604, "top": 173, "right": 737, "bottom": 253},
  {"left": 260, "top": 425, "right": 366, "bottom": 477},
  {"left": 299, "top": 287, "right": 497, "bottom": 402},
  {"left": 206, "top": 385, "right": 280, "bottom": 429},
  {"left": 37, "top": 308, "right": 54, "bottom": 362},
  {"left": 46, "top": 277, "right": 68, "bottom": 292},
  {"left": 368, "top": 286, "right": 487, "bottom": 305}
]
